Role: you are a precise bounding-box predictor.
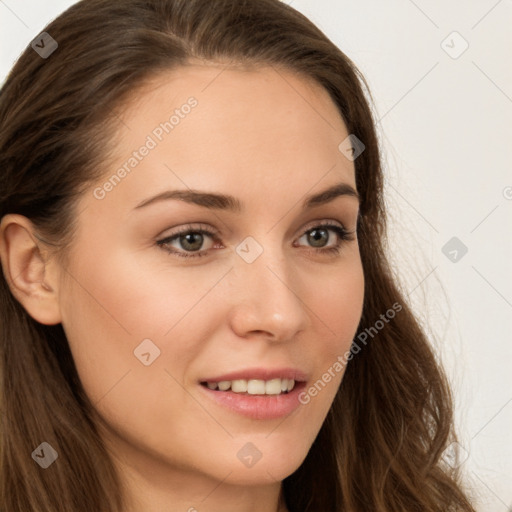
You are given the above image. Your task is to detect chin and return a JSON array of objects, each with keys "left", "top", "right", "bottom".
[{"left": 200, "top": 433, "right": 313, "bottom": 485}]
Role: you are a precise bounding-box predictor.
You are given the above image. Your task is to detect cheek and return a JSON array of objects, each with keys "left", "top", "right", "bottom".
[
  {"left": 61, "top": 243, "right": 212, "bottom": 340},
  {"left": 58, "top": 246, "right": 210, "bottom": 407},
  {"left": 307, "top": 254, "right": 365, "bottom": 352},
  {"left": 290, "top": 254, "right": 364, "bottom": 418},
  {"left": 58, "top": 251, "right": 212, "bottom": 464}
]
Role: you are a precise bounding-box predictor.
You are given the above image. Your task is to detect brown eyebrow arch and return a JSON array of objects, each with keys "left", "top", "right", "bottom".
[{"left": 133, "top": 182, "right": 360, "bottom": 212}]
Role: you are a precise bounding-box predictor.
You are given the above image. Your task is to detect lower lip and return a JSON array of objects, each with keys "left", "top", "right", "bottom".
[{"left": 198, "top": 382, "right": 306, "bottom": 420}]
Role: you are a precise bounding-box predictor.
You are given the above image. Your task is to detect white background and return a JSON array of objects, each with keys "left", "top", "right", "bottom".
[{"left": 1, "top": 1, "right": 511, "bottom": 510}]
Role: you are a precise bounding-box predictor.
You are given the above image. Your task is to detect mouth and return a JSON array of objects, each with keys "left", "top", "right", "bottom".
[{"left": 197, "top": 368, "right": 308, "bottom": 420}]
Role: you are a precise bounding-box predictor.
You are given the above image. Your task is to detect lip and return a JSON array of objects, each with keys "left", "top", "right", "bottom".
[
  {"left": 198, "top": 380, "right": 307, "bottom": 420},
  {"left": 198, "top": 367, "right": 309, "bottom": 420},
  {"left": 199, "top": 367, "right": 308, "bottom": 383}
]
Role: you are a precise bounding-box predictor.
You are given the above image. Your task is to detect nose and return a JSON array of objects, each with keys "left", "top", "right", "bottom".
[{"left": 226, "top": 242, "right": 310, "bottom": 342}]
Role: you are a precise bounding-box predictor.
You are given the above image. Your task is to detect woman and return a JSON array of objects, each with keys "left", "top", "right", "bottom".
[{"left": 0, "top": 0, "right": 476, "bottom": 510}]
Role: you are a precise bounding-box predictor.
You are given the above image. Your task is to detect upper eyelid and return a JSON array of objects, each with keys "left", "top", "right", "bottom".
[{"left": 158, "top": 219, "right": 350, "bottom": 242}]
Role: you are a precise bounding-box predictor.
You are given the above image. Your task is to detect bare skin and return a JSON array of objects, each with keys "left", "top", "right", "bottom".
[{"left": 0, "top": 63, "right": 364, "bottom": 512}]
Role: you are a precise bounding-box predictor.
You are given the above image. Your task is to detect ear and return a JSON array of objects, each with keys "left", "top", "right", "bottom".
[{"left": 0, "top": 214, "right": 62, "bottom": 325}]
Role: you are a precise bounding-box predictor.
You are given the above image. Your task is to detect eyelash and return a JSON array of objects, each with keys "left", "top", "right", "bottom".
[{"left": 156, "top": 221, "right": 355, "bottom": 259}]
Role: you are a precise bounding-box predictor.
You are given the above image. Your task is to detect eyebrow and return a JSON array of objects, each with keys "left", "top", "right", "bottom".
[{"left": 133, "top": 182, "right": 360, "bottom": 212}]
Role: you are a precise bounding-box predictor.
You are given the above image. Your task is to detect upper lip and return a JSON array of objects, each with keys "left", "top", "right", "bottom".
[{"left": 200, "top": 367, "right": 308, "bottom": 383}]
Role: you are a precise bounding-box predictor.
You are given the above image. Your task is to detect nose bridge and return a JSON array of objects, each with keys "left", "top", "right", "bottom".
[{"left": 226, "top": 233, "right": 309, "bottom": 339}]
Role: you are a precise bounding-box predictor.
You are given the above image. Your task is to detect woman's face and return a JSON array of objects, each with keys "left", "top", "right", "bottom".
[{"left": 57, "top": 64, "right": 364, "bottom": 487}]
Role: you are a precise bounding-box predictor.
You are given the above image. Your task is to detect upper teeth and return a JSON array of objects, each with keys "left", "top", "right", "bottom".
[{"left": 205, "top": 378, "right": 295, "bottom": 395}]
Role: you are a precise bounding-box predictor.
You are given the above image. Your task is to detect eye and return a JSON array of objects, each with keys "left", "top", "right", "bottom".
[
  {"left": 294, "top": 221, "right": 355, "bottom": 256},
  {"left": 156, "top": 221, "right": 355, "bottom": 259},
  {"left": 156, "top": 223, "right": 219, "bottom": 259}
]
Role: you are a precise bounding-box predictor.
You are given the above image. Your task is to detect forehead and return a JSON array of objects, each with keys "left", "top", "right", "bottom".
[{"left": 84, "top": 63, "right": 357, "bottom": 218}]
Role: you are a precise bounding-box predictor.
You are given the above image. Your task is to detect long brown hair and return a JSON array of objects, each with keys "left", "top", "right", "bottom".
[{"left": 0, "top": 0, "right": 475, "bottom": 510}]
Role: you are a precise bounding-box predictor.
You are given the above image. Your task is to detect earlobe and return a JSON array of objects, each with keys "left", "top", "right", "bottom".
[{"left": 0, "top": 214, "right": 62, "bottom": 325}]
